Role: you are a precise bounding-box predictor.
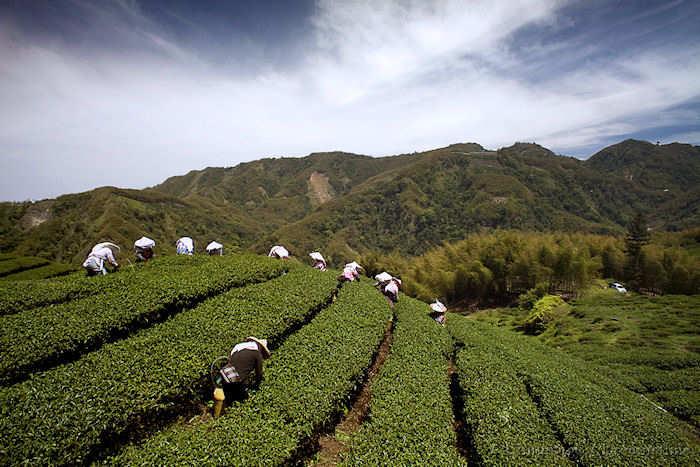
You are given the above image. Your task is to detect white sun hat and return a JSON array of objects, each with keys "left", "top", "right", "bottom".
[
  {"left": 430, "top": 299, "right": 447, "bottom": 313},
  {"left": 246, "top": 336, "right": 271, "bottom": 358},
  {"left": 374, "top": 272, "right": 392, "bottom": 282},
  {"left": 134, "top": 236, "right": 156, "bottom": 249},
  {"left": 92, "top": 242, "right": 120, "bottom": 254},
  {"left": 309, "top": 251, "right": 325, "bottom": 262},
  {"left": 269, "top": 245, "right": 289, "bottom": 257},
  {"left": 206, "top": 241, "right": 223, "bottom": 251}
]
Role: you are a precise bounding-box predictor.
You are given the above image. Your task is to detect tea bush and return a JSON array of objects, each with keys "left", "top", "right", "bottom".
[
  {"left": 0, "top": 268, "right": 338, "bottom": 465},
  {"left": 0, "top": 254, "right": 286, "bottom": 384},
  {"left": 343, "top": 297, "right": 465, "bottom": 466},
  {"left": 0, "top": 262, "right": 74, "bottom": 280},
  {"left": 449, "top": 319, "right": 571, "bottom": 465},
  {"left": 108, "top": 281, "right": 389, "bottom": 466},
  {"left": 0, "top": 273, "right": 107, "bottom": 315},
  {"left": 0, "top": 255, "right": 236, "bottom": 315},
  {"left": 0, "top": 256, "right": 49, "bottom": 277},
  {"left": 652, "top": 390, "right": 700, "bottom": 423},
  {"left": 448, "top": 315, "right": 699, "bottom": 465}
]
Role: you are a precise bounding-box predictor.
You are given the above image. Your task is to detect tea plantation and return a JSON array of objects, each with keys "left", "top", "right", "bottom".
[
  {"left": 0, "top": 254, "right": 697, "bottom": 465},
  {"left": 0, "top": 253, "right": 74, "bottom": 281}
]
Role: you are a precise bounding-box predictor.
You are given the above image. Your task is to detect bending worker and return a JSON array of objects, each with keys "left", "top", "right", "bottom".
[
  {"left": 82, "top": 242, "right": 119, "bottom": 276},
  {"left": 309, "top": 251, "right": 327, "bottom": 271},
  {"left": 430, "top": 299, "right": 448, "bottom": 325},
  {"left": 176, "top": 236, "right": 194, "bottom": 255},
  {"left": 206, "top": 241, "right": 224, "bottom": 256},
  {"left": 268, "top": 245, "right": 290, "bottom": 259},
  {"left": 134, "top": 236, "right": 155, "bottom": 262},
  {"left": 221, "top": 336, "right": 271, "bottom": 401},
  {"left": 338, "top": 261, "right": 363, "bottom": 282},
  {"left": 382, "top": 276, "right": 402, "bottom": 307}
]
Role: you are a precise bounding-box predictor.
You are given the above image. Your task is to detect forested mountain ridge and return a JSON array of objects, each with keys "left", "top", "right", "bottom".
[
  {"left": 586, "top": 139, "right": 700, "bottom": 191},
  {"left": 154, "top": 150, "right": 422, "bottom": 230},
  {"left": 256, "top": 141, "right": 699, "bottom": 260},
  {"left": 0, "top": 139, "right": 697, "bottom": 264}
]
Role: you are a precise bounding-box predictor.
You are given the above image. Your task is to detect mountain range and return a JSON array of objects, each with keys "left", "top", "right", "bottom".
[{"left": 1, "top": 139, "right": 698, "bottom": 265}]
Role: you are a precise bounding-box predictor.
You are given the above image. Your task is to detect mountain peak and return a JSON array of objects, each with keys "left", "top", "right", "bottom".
[
  {"left": 444, "top": 142, "right": 485, "bottom": 153},
  {"left": 498, "top": 142, "right": 556, "bottom": 158}
]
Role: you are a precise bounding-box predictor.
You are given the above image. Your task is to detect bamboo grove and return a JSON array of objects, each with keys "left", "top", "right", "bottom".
[{"left": 361, "top": 229, "right": 700, "bottom": 305}]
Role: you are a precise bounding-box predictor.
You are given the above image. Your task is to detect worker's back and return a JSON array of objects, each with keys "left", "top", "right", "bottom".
[{"left": 229, "top": 343, "right": 263, "bottom": 386}]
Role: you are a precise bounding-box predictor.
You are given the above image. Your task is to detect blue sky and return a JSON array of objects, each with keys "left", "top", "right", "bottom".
[{"left": 1, "top": 0, "right": 699, "bottom": 200}]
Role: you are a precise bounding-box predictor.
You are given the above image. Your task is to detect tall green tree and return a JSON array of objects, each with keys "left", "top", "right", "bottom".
[{"left": 624, "top": 213, "right": 650, "bottom": 289}]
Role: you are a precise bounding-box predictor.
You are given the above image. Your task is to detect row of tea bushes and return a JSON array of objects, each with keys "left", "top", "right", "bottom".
[
  {"left": 0, "top": 254, "right": 287, "bottom": 384},
  {"left": 450, "top": 320, "right": 572, "bottom": 465},
  {"left": 343, "top": 297, "right": 465, "bottom": 466},
  {"left": 0, "top": 262, "right": 74, "bottom": 281},
  {"left": 448, "top": 315, "right": 699, "bottom": 465},
  {"left": 0, "top": 268, "right": 338, "bottom": 465},
  {"left": 0, "top": 272, "right": 109, "bottom": 315},
  {"left": 0, "top": 254, "right": 246, "bottom": 315},
  {"left": 107, "top": 281, "right": 390, "bottom": 466},
  {"left": 0, "top": 256, "right": 50, "bottom": 277}
]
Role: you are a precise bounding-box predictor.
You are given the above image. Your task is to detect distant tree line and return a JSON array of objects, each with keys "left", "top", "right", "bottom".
[{"left": 360, "top": 228, "right": 700, "bottom": 306}]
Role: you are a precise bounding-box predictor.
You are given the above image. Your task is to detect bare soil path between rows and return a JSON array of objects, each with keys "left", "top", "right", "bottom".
[
  {"left": 448, "top": 355, "right": 473, "bottom": 464},
  {"left": 308, "top": 318, "right": 395, "bottom": 466}
]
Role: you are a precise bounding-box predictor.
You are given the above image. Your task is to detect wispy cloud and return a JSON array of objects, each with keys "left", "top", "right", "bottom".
[{"left": 0, "top": 0, "right": 699, "bottom": 200}]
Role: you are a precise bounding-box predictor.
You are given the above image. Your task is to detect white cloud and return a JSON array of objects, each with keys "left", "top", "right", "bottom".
[{"left": 0, "top": 0, "right": 699, "bottom": 200}]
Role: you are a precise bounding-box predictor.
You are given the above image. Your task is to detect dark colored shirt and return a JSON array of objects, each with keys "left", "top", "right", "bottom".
[{"left": 228, "top": 348, "right": 263, "bottom": 386}]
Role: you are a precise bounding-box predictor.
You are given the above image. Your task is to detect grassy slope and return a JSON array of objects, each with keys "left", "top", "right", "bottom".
[
  {"left": 0, "top": 187, "right": 261, "bottom": 264},
  {"left": 469, "top": 288, "right": 700, "bottom": 429}
]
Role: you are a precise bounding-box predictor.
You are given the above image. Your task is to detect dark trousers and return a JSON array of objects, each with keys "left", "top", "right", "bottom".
[{"left": 223, "top": 382, "right": 248, "bottom": 403}]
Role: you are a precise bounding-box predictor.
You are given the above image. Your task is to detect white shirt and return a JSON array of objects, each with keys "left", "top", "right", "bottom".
[
  {"left": 177, "top": 237, "right": 194, "bottom": 253},
  {"left": 86, "top": 247, "right": 117, "bottom": 267},
  {"left": 269, "top": 246, "right": 289, "bottom": 258}
]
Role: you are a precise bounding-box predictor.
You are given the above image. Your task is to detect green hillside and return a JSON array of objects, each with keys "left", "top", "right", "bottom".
[
  {"left": 0, "top": 253, "right": 74, "bottom": 280},
  {"left": 155, "top": 151, "right": 420, "bottom": 228},
  {"left": 0, "top": 187, "right": 259, "bottom": 264},
  {"left": 585, "top": 139, "right": 700, "bottom": 230},
  {"left": 586, "top": 139, "right": 700, "bottom": 191},
  {"left": 469, "top": 287, "right": 700, "bottom": 431},
  {"left": 1, "top": 139, "right": 698, "bottom": 265},
  {"left": 0, "top": 255, "right": 696, "bottom": 464}
]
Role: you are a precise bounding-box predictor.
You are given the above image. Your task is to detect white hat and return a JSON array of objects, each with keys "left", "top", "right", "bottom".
[
  {"left": 309, "top": 251, "right": 325, "bottom": 262},
  {"left": 92, "top": 242, "right": 120, "bottom": 254},
  {"left": 206, "top": 241, "right": 223, "bottom": 251},
  {"left": 374, "top": 272, "right": 392, "bottom": 282},
  {"left": 134, "top": 236, "right": 156, "bottom": 249},
  {"left": 246, "top": 336, "right": 271, "bottom": 358},
  {"left": 269, "top": 245, "right": 289, "bottom": 257},
  {"left": 430, "top": 300, "right": 447, "bottom": 313},
  {"left": 346, "top": 261, "right": 363, "bottom": 271}
]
